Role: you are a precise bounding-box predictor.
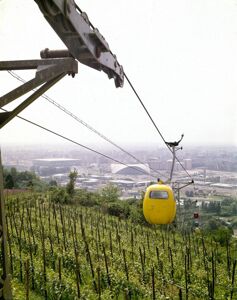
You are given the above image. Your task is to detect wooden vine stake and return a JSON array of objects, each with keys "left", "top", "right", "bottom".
[
  {"left": 0, "top": 150, "right": 13, "bottom": 299},
  {"left": 24, "top": 259, "right": 30, "bottom": 300},
  {"left": 151, "top": 266, "right": 156, "bottom": 300}
]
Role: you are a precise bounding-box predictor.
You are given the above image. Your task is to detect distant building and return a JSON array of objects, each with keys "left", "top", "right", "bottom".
[
  {"left": 148, "top": 157, "right": 159, "bottom": 170},
  {"left": 210, "top": 183, "right": 236, "bottom": 190},
  {"left": 111, "top": 163, "right": 150, "bottom": 175},
  {"left": 167, "top": 158, "right": 192, "bottom": 171},
  {"left": 166, "top": 159, "right": 173, "bottom": 171},
  {"left": 183, "top": 159, "right": 192, "bottom": 170},
  {"left": 167, "top": 160, "right": 182, "bottom": 171},
  {"left": 110, "top": 179, "right": 134, "bottom": 188},
  {"left": 32, "top": 158, "right": 81, "bottom": 176},
  {"left": 148, "top": 157, "right": 168, "bottom": 171}
]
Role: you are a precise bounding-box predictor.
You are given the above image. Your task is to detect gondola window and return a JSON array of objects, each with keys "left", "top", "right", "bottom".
[{"left": 149, "top": 191, "right": 169, "bottom": 199}]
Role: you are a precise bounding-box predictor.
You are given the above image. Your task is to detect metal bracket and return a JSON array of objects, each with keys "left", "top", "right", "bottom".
[
  {"left": 33, "top": 0, "right": 124, "bottom": 87},
  {"left": 172, "top": 180, "right": 194, "bottom": 191},
  {"left": 0, "top": 56, "right": 78, "bottom": 128},
  {"left": 165, "top": 134, "right": 184, "bottom": 183}
]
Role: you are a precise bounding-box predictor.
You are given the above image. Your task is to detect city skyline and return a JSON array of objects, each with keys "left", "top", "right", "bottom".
[{"left": 2, "top": 142, "right": 237, "bottom": 199}]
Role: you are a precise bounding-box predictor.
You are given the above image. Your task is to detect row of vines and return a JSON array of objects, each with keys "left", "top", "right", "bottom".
[{"left": 4, "top": 194, "right": 237, "bottom": 299}]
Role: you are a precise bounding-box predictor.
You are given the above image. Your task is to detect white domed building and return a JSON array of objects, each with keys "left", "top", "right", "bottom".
[{"left": 111, "top": 163, "right": 150, "bottom": 175}]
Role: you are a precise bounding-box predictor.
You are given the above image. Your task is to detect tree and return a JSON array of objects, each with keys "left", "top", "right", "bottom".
[
  {"left": 27, "top": 180, "right": 34, "bottom": 189},
  {"left": 49, "top": 180, "right": 58, "bottom": 187},
  {"left": 213, "top": 227, "right": 233, "bottom": 246},
  {"left": 50, "top": 187, "right": 69, "bottom": 204},
  {"left": 107, "top": 201, "right": 130, "bottom": 218},
  {"left": 184, "top": 199, "right": 192, "bottom": 209},
  {"left": 204, "top": 217, "right": 233, "bottom": 246},
  {"left": 231, "top": 202, "right": 237, "bottom": 215},
  {"left": 66, "top": 169, "right": 78, "bottom": 198},
  {"left": 100, "top": 183, "right": 121, "bottom": 202},
  {"left": 10, "top": 167, "right": 17, "bottom": 185},
  {"left": 75, "top": 189, "right": 100, "bottom": 207},
  {"left": 205, "top": 218, "right": 219, "bottom": 231},
  {"left": 5, "top": 174, "right": 14, "bottom": 189},
  {"left": 3, "top": 167, "right": 49, "bottom": 191}
]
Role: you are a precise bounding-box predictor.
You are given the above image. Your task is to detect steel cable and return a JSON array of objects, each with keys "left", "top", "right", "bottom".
[
  {"left": 0, "top": 107, "right": 157, "bottom": 179},
  {"left": 73, "top": 1, "right": 193, "bottom": 181},
  {"left": 7, "top": 70, "right": 166, "bottom": 179}
]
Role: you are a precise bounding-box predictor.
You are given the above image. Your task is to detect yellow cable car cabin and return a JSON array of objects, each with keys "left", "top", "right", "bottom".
[{"left": 143, "top": 182, "right": 176, "bottom": 225}]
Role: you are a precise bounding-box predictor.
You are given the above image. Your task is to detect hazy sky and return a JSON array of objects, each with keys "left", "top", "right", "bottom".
[{"left": 0, "top": 0, "right": 237, "bottom": 151}]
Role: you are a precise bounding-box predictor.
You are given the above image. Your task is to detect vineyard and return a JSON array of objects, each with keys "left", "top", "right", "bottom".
[{"left": 4, "top": 193, "right": 237, "bottom": 299}]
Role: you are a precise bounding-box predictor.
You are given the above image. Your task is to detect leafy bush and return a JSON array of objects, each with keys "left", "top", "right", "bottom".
[
  {"left": 213, "top": 227, "right": 233, "bottom": 245},
  {"left": 129, "top": 205, "right": 146, "bottom": 224},
  {"left": 100, "top": 184, "right": 121, "bottom": 202},
  {"left": 3, "top": 167, "right": 49, "bottom": 192},
  {"left": 106, "top": 201, "right": 130, "bottom": 218},
  {"left": 203, "top": 217, "right": 233, "bottom": 245},
  {"left": 49, "top": 187, "right": 69, "bottom": 204},
  {"left": 74, "top": 189, "right": 100, "bottom": 207}
]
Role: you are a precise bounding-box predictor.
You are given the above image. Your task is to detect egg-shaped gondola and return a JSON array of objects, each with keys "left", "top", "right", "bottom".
[{"left": 143, "top": 182, "right": 176, "bottom": 225}]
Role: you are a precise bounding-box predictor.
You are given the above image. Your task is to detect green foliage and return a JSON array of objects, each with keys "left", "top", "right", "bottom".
[
  {"left": 49, "top": 180, "right": 57, "bottom": 187},
  {"left": 12, "top": 279, "right": 43, "bottom": 300},
  {"left": 213, "top": 227, "right": 233, "bottom": 245},
  {"left": 204, "top": 218, "right": 220, "bottom": 231},
  {"left": 74, "top": 187, "right": 144, "bottom": 222},
  {"left": 75, "top": 188, "right": 100, "bottom": 207},
  {"left": 221, "top": 197, "right": 235, "bottom": 206},
  {"left": 217, "top": 197, "right": 237, "bottom": 217},
  {"left": 231, "top": 218, "right": 237, "bottom": 229},
  {"left": 203, "top": 217, "right": 233, "bottom": 245},
  {"left": 202, "top": 201, "right": 221, "bottom": 214},
  {"left": 230, "top": 202, "right": 237, "bottom": 214},
  {"left": 100, "top": 183, "right": 121, "bottom": 202},
  {"left": 129, "top": 205, "right": 146, "bottom": 224},
  {"left": 106, "top": 201, "right": 130, "bottom": 218},
  {"left": 49, "top": 187, "right": 69, "bottom": 204},
  {"left": 5, "top": 173, "right": 14, "bottom": 189},
  {"left": 183, "top": 199, "right": 194, "bottom": 209},
  {"left": 3, "top": 167, "right": 48, "bottom": 192},
  {"left": 6, "top": 193, "right": 237, "bottom": 300},
  {"left": 48, "top": 170, "right": 79, "bottom": 204},
  {"left": 66, "top": 169, "right": 78, "bottom": 198}
]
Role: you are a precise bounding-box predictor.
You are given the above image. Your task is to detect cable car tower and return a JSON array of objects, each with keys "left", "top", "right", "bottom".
[
  {"left": 0, "top": 1, "right": 124, "bottom": 298},
  {"left": 143, "top": 134, "right": 194, "bottom": 225},
  {"left": 166, "top": 134, "right": 194, "bottom": 226}
]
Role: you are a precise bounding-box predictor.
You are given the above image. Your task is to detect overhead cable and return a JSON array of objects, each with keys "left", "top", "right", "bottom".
[
  {"left": 7, "top": 70, "right": 166, "bottom": 179},
  {"left": 124, "top": 72, "right": 193, "bottom": 180},
  {"left": 72, "top": 1, "right": 192, "bottom": 181},
  {"left": 0, "top": 107, "right": 157, "bottom": 179}
]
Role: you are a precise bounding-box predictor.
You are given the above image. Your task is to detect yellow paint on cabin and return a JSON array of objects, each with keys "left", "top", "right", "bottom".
[{"left": 143, "top": 183, "right": 176, "bottom": 224}]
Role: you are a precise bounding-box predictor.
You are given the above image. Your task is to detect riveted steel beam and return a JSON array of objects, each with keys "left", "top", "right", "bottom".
[{"left": 34, "top": 0, "right": 124, "bottom": 87}]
